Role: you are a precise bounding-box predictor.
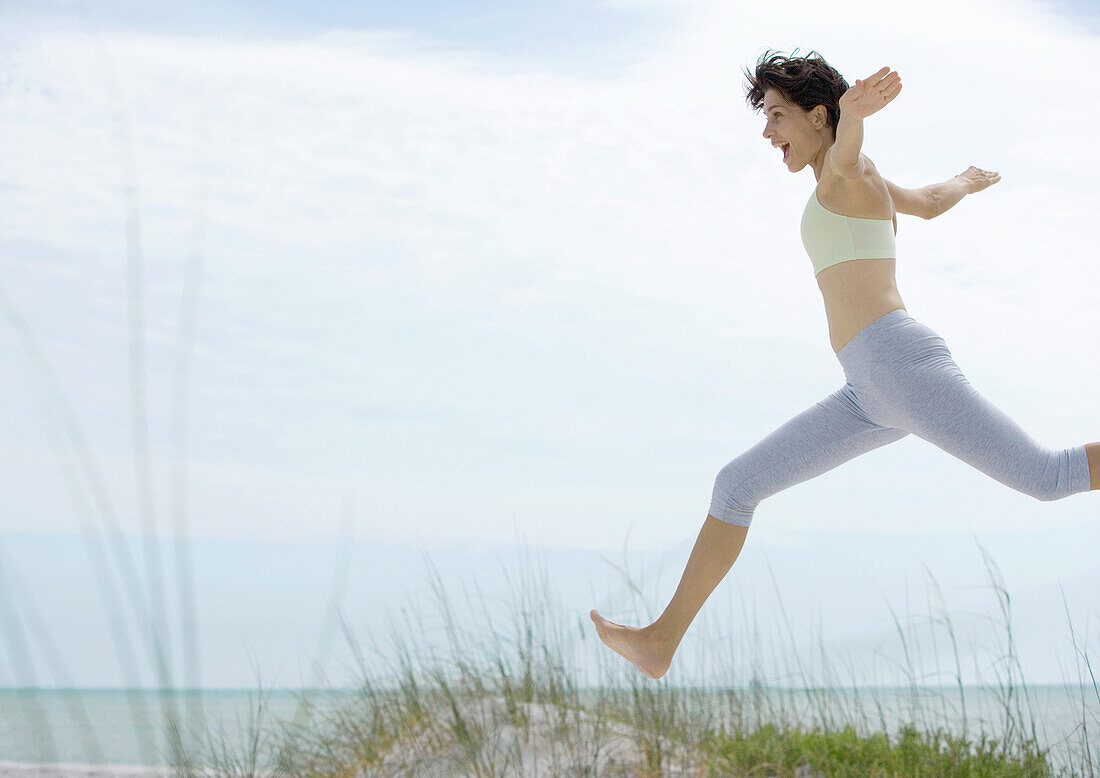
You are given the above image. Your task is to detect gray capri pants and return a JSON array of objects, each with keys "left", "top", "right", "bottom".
[{"left": 709, "top": 308, "right": 1091, "bottom": 527}]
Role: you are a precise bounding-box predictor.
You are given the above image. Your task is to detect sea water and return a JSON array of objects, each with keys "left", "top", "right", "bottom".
[{"left": 0, "top": 688, "right": 356, "bottom": 768}]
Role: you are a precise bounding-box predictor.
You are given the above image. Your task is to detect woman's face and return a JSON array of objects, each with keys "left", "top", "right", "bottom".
[{"left": 760, "top": 88, "right": 829, "bottom": 174}]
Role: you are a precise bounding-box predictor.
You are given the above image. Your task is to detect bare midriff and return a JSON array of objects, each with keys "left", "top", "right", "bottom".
[{"left": 815, "top": 258, "right": 906, "bottom": 353}]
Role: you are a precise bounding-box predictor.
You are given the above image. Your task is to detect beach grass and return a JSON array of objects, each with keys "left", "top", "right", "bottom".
[
  {"left": 165, "top": 542, "right": 1098, "bottom": 778},
  {"left": 700, "top": 722, "right": 1053, "bottom": 777}
]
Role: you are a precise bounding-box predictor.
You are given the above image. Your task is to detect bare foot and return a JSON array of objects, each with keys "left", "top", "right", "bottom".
[{"left": 589, "top": 609, "right": 671, "bottom": 680}]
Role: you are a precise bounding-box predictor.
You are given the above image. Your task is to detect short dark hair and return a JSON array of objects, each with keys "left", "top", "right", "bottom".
[{"left": 743, "top": 48, "right": 849, "bottom": 134}]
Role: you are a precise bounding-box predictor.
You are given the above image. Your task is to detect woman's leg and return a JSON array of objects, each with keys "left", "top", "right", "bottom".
[
  {"left": 591, "top": 385, "right": 908, "bottom": 679},
  {"left": 872, "top": 339, "right": 1096, "bottom": 500},
  {"left": 591, "top": 515, "right": 749, "bottom": 679}
]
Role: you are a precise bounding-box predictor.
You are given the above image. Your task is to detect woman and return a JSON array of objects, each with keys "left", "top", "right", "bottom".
[{"left": 590, "top": 50, "right": 1098, "bottom": 681}]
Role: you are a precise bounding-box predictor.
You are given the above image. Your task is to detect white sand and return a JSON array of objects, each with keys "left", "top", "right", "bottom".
[
  {"left": 369, "top": 696, "right": 705, "bottom": 777},
  {"left": 365, "top": 697, "right": 827, "bottom": 777}
]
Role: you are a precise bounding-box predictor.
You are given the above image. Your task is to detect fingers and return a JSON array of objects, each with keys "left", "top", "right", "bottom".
[
  {"left": 877, "top": 68, "right": 900, "bottom": 83},
  {"left": 865, "top": 67, "right": 902, "bottom": 98},
  {"left": 959, "top": 167, "right": 1002, "bottom": 189}
]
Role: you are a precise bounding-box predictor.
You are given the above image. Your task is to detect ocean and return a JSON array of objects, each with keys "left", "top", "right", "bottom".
[{"left": 0, "top": 688, "right": 355, "bottom": 769}]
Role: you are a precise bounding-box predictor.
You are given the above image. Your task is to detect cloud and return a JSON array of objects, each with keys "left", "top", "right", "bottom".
[{"left": 0, "top": 1, "right": 1096, "bottom": 549}]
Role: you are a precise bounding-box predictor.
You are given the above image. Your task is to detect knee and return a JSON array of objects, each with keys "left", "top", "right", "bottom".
[
  {"left": 1021, "top": 473, "right": 1073, "bottom": 503},
  {"left": 1021, "top": 447, "right": 1091, "bottom": 502},
  {"left": 710, "top": 461, "right": 757, "bottom": 527},
  {"left": 1028, "top": 483, "right": 1068, "bottom": 503}
]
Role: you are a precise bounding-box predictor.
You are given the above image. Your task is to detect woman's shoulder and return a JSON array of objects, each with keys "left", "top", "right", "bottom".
[{"left": 818, "top": 153, "right": 894, "bottom": 220}]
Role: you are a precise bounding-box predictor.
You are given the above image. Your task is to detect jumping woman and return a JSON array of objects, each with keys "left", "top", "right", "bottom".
[{"left": 590, "top": 50, "right": 1099, "bottom": 680}]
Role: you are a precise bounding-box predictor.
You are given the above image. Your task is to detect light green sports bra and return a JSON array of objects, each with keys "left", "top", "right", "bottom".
[{"left": 800, "top": 185, "right": 896, "bottom": 276}]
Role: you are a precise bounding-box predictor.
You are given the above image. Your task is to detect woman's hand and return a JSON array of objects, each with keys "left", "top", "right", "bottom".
[
  {"left": 839, "top": 66, "right": 902, "bottom": 120},
  {"left": 955, "top": 166, "right": 1000, "bottom": 194}
]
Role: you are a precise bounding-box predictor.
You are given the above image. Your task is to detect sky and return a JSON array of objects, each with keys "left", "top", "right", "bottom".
[{"left": 1, "top": 0, "right": 1099, "bottom": 694}]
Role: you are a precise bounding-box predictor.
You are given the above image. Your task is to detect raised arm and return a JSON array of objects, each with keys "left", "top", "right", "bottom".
[
  {"left": 831, "top": 66, "right": 902, "bottom": 178},
  {"left": 887, "top": 167, "right": 1002, "bottom": 220}
]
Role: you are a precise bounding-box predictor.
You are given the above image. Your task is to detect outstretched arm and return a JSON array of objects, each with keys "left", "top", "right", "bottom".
[
  {"left": 885, "top": 179, "right": 935, "bottom": 220},
  {"left": 923, "top": 167, "right": 1001, "bottom": 219},
  {"left": 886, "top": 168, "right": 1001, "bottom": 220}
]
